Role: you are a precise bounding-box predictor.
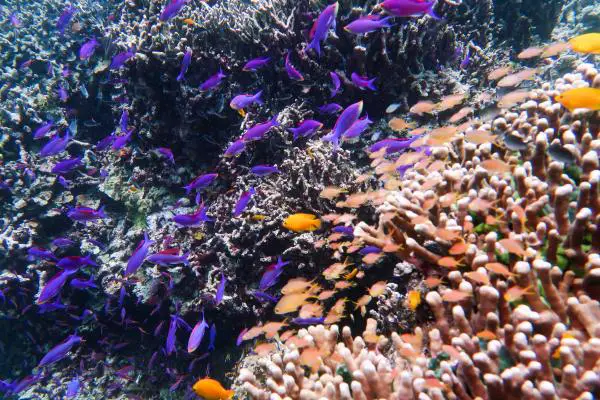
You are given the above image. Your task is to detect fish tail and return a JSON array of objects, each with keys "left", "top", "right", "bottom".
[
  {"left": 254, "top": 90, "right": 264, "bottom": 105},
  {"left": 182, "top": 252, "right": 191, "bottom": 265},
  {"left": 184, "top": 185, "right": 192, "bottom": 195},
  {"left": 97, "top": 205, "right": 107, "bottom": 219},
  {"left": 380, "top": 17, "right": 393, "bottom": 28},
  {"left": 427, "top": 4, "right": 441, "bottom": 20},
  {"left": 367, "top": 78, "right": 377, "bottom": 91},
  {"left": 271, "top": 114, "right": 280, "bottom": 126},
  {"left": 307, "top": 38, "right": 321, "bottom": 57},
  {"left": 176, "top": 73, "right": 184, "bottom": 82}
]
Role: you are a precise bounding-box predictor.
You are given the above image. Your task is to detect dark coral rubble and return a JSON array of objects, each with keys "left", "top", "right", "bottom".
[{"left": 0, "top": 0, "right": 598, "bottom": 398}]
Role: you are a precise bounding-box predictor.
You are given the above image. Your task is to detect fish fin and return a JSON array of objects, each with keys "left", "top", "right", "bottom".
[
  {"left": 182, "top": 252, "right": 191, "bottom": 265},
  {"left": 97, "top": 205, "right": 107, "bottom": 219},
  {"left": 238, "top": 109, "right": 246, "bottom": 117},
  {"left": 381, "top": 16, "right": 393, "bottom": 28},
  {"left": 307, "top": 38, "right": 321, "bottom": 57},
  {"left": 254, "top": 90, "right": 264, "bottom": 105},
  {"left": 367, "top": 79, "right": 377, "bottom": 91},
  {"left": 427, "top": 5, "right": 441, "bottom": 20},
  {"left": 271, "top": 114, "right": 280, "bottom": 125}
]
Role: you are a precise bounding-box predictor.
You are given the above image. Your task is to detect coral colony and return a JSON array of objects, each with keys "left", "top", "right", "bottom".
[{"left": 0, "top": 0, "right": 598, "bottom": 398}]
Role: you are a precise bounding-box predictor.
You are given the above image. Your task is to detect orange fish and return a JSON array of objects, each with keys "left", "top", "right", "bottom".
[
  {"left": 498, "top": 238, "right": 525, "bottom": 257},
  {"left": 448, "top": 107, "right": 473, "bottom": 123},
  {"left": 464, "top": 130, "right": 496, "bottom": 145},
  {"left": 480, "top": 159, "right": 511, "bottom": 174},
  {"left": 406, "top": 290, "right": 421, "bottom": 310},
  {"left": 497, "top": 89, "right": 531, "bottom": 109},
  {"left": 410, "top": 100, "right": 437, "bottom": 115},
  {"left": 504, "top": 285, "right": 534, "bottom": 302},
  {"left": 354, "top": 294, "right": 372, "bottom": 309},
  {"left": 275, "top": 292, "right": 314, "bottom": 314},
  {"left": 517, "top": 46, "right": 543, "bottom": 59},
  {"left": 555, "top": 87, "right": 600, "bottom": 112},
  {"left": 485, "top": 262, "right": 514, "bottom": 277},
  {"left": 435, "top": 93, "right": 466, "bottom": 111},
  {"left": 281, "top": 278, "right": 314, "bottom": 295},
  {"left": 320, "top": 186, "right": 347, "bottom": 200},
  {"left": 242, "top": 326, "right": 264, "bottom": 341},
  {"left": 464, "top": 271, "right": 490, "bottom": 285},
  {"left": 424, "top": 277, "right": 441, "bottom": 288},
  {"left": 476, "top": 330, "right": 497, "bottom": 340},
  {"left": 192, "top": 378, "right": 234, "bottom": 400},
  {"left": 369, "top": 281, "right": 387, "bottom": 297},
  {"left": 540, "top": 41, "right": 571, "bottom": 58},
  {"left": 283, "top": 213, "right": 321, "bottom": 232},
  {"left": 388, "top": 117, "right": 416, "bottom": 131},
  {"left": 488, "top": 66, "right": 512, "bottom": 81},
  {"left": 335, "top": 280, "right": 355, "bottom": 290},
  {"left": 300, "top": 347, "right": 323, "bottom": 372},
  {"left": 254, "top": 342, "right": 277, "bottom": 356},
  {"left": 344, "top": 268, "right": 359, "bottom": 280},
  {"left": 441, "top": 289, "right": 472, "bottom": 302},
  {"left": 183, "top": 18, "right": 196, "bottom": 25},
  {"left": 568, "top": 33, "right": 600, "bottom": 54}
]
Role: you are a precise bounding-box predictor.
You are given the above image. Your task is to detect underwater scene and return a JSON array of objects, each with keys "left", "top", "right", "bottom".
[{"left": 1, "top": 0, "right": 600, "bottom": 398}]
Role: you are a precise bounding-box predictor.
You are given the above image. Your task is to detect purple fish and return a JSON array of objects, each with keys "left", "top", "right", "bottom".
[
  {"left": 318, "top": 103, "right": 343, "bottom": 114},
  {"left": 177, "top": 49, "right": 192, "bottom": 81},
  {"left": 250, "top": 165, "right": 280, "bottom": 176},
  {"left": 237, "top": 328, "right": 248, "bottom": 346},
  {"left": 155, "top": 147, "right": 175, "bottom": 164},
  {"left": 62, "top": 66, "right": 71, "bottom": 77},
  {"left": 110, "top": 48, "right": 135, "bottom": 70},
  {"left": 58, "top": 84, "right": 69, "bottom": 102},
  {"left": 342, "top": 114, "right": 373, "bottom": 142},
  {"left": 306, "top": 2, "right": 339, "bottom": 57},
  {"left": 57, "top": 255, "right": 97, "bottom": 271},
  {"left": 125, "top": 232, "right": 155, "bottom": 276},
  {"left": 233, "top": 187, "right": 256, "bottom": 217},
  {"left": 58, "top": 176, "right": 72, "bottom": 188},
  {"left": 199, "top": 69, "right": 226, "bottom": 91},
  {"left": 332, "top": 225, "right": 354, "bottom": 236},
  {"left": 120, "top": 109, "right": 129, "bottom": 132},
  {"left": 380, "top": 0, "right": 440, "bottom": 19},
  {"left": 368, "top": 135, "right": 422, "bottom": 154},
  {"left": 40, "top": 130, "right": 70, "bottom": 157},
  {"left": 259, "top": 257, "right": 289, "bottom": 290},
  {"left": 159, "top": 0, "right": 189, "bottom": 21},
  {"left": 51, "top": 157, "right": 82, "bottom": 174},
  {"left": 173, "top": 204, "right": 212, "bottom": 227},
  {"left": 224, "top": 139, "right": 245, "bottom": 157},
  {"left": 66, "top": 205, "right": 107, "bottom": 222},
  {"left": 187, "top": 311, "right": 208, "bottom": 353},
  {"left": 289, "top": 119, "right": 323, "bottom": 140},
  {"left": 33, "top": 120, "right": 54, "bottom": 139},
  {"left": 52, "top": 237, "right": 75, "bottom": 248},
  {"left": 184, "top": 173, "right": 218, "bottom": 195},
  {"left": 146, "top": 250, "right": 190, "bottom": 266},
  {"left": 19, "top": 59, "right": 34, "bottom": 70},
  {"left": 243, "top": 56, "right": 271, "bottom": 72},
  {"left": 285, "top": 52, "right": 304, "bottom": 81},
  {"left": 95, "top": 134, "right": 116, "bottom": 151},
  {"left": 291, "top": 317, "right": 325, "bottom": 325},
  {"left": 460, "top": 47, "right": 471, "bottom": 69},
  {"left": 70, "top": 275, "right": 97, "bottom": 290},
  {"left": 251, "top": 291, "right": 279, "bottom": 303},
  {"left": 66, "top": 377, "right": 79, "bottom": 398},
  {"left": 38, "top": 334, "right": 82, "bottom": 367},
  {"left": 230, "top": 91, "right": 263, "bottom": 111},
  {"left": 323, "top": 100, "right": 364, "bottom": 148},
  {"left": 79, "top": 38, "right": 99, "bottom": 60},
  {"left": 37, "top": 270, "right": 75, "bottom": 304},
  {"left": 28, "top": 247, "right": 58, "bottom": 261},
  {"left": 166, "top": 315, "right": 178, "bottom": 355},
  {"left": 344, "top": 16, "right": 392, "bottom": 34},
  {"left": 112, "top": 128, "right": 134, "bottom": 150},
  {"left": 208, "top": 324, "right": 216, "bottom": 351},
  {"left": 329, "top": 72, "right": 341, "bottom": 97},
  {"left": 351, "top": 72, "right": 377, "bottom": 91},
  {"left": 242, "top": 115, "right": 279, "bottom": 141},
  {"left": 215, "top": 273, "right": 226, "bottom": 304},
  {"left": 56, "top": 5, "right": 76, "bottom": 35},
  {"left": 9, "top": 12, "right": 21, "bottom": 27}
]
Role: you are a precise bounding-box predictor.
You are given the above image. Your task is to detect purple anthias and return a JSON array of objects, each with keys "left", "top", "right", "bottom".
[
  {"left": 37, "top": 270, "right": 76, "bottom": 304},
  {"left": 291, "top": 317, "right": 325, "bottom": 325},
  {"left": 40, "top": 130, "right": 70, "bottom": 157},
  {"left": 120, "top": 109, "right": 129, "bottom": 132},
  {"left": 318, "top": 103, "right": 343, "bottom": 114},
  {"left": 241, "top": 115, "right": 279, "bottom": 141},
  {"left": 380, "top": 0, "right": 440, "bottom": 19},
  {"left": 368, "top": 135, "right": 422, "bottom": 154},
  {"left": 110, "top": 48, "right": 135, "bottom": 70},
  {"left": 332, "top": 225, "right": 354, "bottom": 237},
  {"left": 38, "top": 334, "right": 82, "bottom": 367},
  {"left": 173, "top": 204, "right": 212, "bottom": 227},
  {"left": 208, "top": 324, "right": 217, "bottom": 351},
  {"left": 125, "top": 232, "right": 155, "bottom": 276},
  {"left": 342, "top": 114, "right": 373, "bottom": 142},
  {"left": 66, "top": 205, "right": 107, "bottom": 222},
  {"left": 177, "top": 49, "right": 192, "bottom": 81},
  {"left": 259, "top": 257, "right": 289, "bottom": 290},
  {"left": 33, "top": 120, "right": 54, "bottom": 140},
  {"left": 52, "top": 237, "right": 75, "bottom": 248},
  {"left": 306, "top": 2, "right": 339, "bottom": 57},
  {"left": 166, "top": 314, "right": 190, "bottom": 355},
  {"left": 243, "top": 56, "right": 271, "bottom": 72},
  {"left": 215, "top": 273, "right": 226, "bottom": 305},
  {"left": 184, "top": 173, "right": 218, "bottom": 195},
  {"left": 250, "top": 165, "right": 280, "bottom": 177},
  {"left": 111, "top": 128, "right": 134, "bottom": 150},
  {"left": 233, "top": 187, "right": 256, "bottom": 217},
  {"left": 58, "top": 176, "right": 72, "bottom": 188},
  {"left": 285, "top": 52, "right": 304, "bottom": 81},
  {"left": 199, "top": 69, "right": 226, "bottom": 91},
  {"left": 344, "top": 16, "right": 393, "bottom": 34},
  {"left": 237, "top": 328, "right": 248, "bottom": 346},
  {"left": 155, "top": 147, "right": 175, "bottom": 164},
  {"left": 159, "top": 0, "right": 190, "bottom": 21},
  {"left": 187, "top": 311, "right": 209, "bottom": 353},
  {"left": 323, "top": 100, "right": 364, "bottom": 148},
  {"left": 95, "top": 134, "right": 116, "bottom": 151},
  {"left": 329, "top": 72, "right": 341, "bottom": 97},
  {"left": 146, "top": 250, "right": 190, "bottom": 266},
  {"left": 251, "top": 291, "right": 279, "bottom": 303},
  {"left": 79, "top": 38, "right": 99, "bottom": 60},
  {"left": 351, "top": 72, "right": 377, "bottom": 91},
  {"left": 460, "top": 47, "right": 471, "bottom": 69},
  {"left": 9, "top": 12, "right": 21, "bottom": 28},
  {"left": 51, "top": 157, "right": 82, "bottom": 174},
  {"left": 57, "top": 84, "right": 68, "bottom": 102},
  {"left": 65, "top": 377, "right": 80, "bottom": 398},
  {"left": 56, "top": 5, "right": 76, "bottom": 35},
  {"left": 230, "top": 91, "right": 263, "bottom": 111},
  {"left": 289, "top": 119, "right": 323, "bottom": 141},
  {"left": 28, "top": 247, "right": 58, "bottom": 261},
  {"left": 57, "top": 255, "right": 97, "bottom": 271},
  {"left": 224, "top": 139, "right": 245, "bottom": 157},
  {"left": 70, "top": 276, "right": 97, "bottom": 290}
]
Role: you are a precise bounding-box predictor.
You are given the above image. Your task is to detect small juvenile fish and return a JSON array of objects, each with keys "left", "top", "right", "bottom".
[
  {"left": 230, "top": 91, "right": 263, "bottom": 111},
  {"left": 233, "top": 187, "right": 256, "bottom": 217},
  {"left": 192, "top": 378, "right": 234, "bottom": 400},
  {"left": 351, "top": 73, "right": 376, "bottom": 91},
  {"left": 51, "top": 157, "right": 82, "bottom": 174},
  {"left": 155, "top": 147, "right": 175, "bottom": 164},
  {"left": 79, "top": 38, "right": 99, "bottom": 60},
  {"left": 344, "top": 16, "right": 392, "bottom": 34},
  {"left": 223, "top": 139, "right": 245, "bottom": 157},
  {"left": 568, "top": 33, "right": 600, "bottom": 54},
  {"left": 242, "top": 115, "right": 279, "bottom": 141},
  {"left": 283, "top": 213, "right": 321, "bottom": 232},
  {"left": 176, "top": 48, "right": 192, "bottom": 81},
  {"left": 329, "top": 71, "right": 341, "bottom": 97},
  {"left": 289, "top": 119, "right": 323, "bottom": 140},
  {"left": 243, "top": 56, "right": 271, "bottom": 72},
  {"left": 250, "top": 165, "right": 280, "bottom": 176},
  {"left": 555, "top": 87, "right": 600, "bottom": 112},
  {"left": 199, "top": 69, "right": 226, "bottom": 91},
  {"left": 285, "top": 51, "right": 304, "bottom": 81}
]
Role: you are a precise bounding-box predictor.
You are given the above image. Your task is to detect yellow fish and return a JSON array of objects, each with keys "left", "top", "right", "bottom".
[
  {"left": 251, "top": 214, "right": 267, "bottom": 221},
  {"left": 182, "top": 18, "right": 196, "bottom": 26},
  {"left": 282, "top": 213, "right": 321, "bottom": 232},
  {"left": 568, "top": 33, "right": 600, "bottom": 54},
  {"left": 407, "top": 290, "right": 421, "bottom": 311},
  {"left": 555, "top": 87, "right": 600, "bottom": 112},
  {"left": 192, "top": 378, "right": 234, "bottom": 400}
]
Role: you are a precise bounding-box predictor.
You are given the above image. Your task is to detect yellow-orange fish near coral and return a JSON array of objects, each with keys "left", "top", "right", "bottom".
[
  {"left": 283, "top": 213, "right": 321, "bottom": 232},
  {"left": 192, "top": 378, "right": 234, "bottom": 400},
  {"left": 555, "top": 87, "right": 600, "bottom": 112},
  {"left": 568, "top": 33, "right": 600, "bottom": 54}
]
